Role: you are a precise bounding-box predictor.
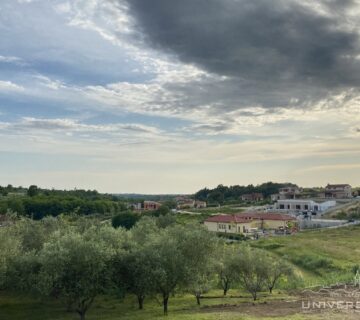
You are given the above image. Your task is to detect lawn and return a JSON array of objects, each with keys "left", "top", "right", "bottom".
[{"left": 0, "top": 290, "right": 350, "bottom": 320}]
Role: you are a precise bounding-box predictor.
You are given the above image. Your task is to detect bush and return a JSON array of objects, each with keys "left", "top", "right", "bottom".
[
  {"left": 262, "top": 243, "right": 285, "bottom": 250},
  {"left": 112, "top": 212, "right": 139, "bottom": 229},
  {"left": 290, "top": 254, "right": 336, "bottom": 273}
]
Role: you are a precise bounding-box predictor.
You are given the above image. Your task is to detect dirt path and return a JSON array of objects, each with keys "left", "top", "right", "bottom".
[{"left": 198, "top": 286, "right": 360, "bottom": 319}]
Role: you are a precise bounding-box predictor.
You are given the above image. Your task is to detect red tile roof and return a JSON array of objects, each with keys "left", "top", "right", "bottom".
[
  {"left": 205, "top": 212, "right": 297, "bottom": 223},
  {"left": 205, "top": 215, "right": 250, "bottom": 224}
]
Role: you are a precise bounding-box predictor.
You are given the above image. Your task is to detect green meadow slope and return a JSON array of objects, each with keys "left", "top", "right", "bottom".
[{"left": 252, "top": 225, "right": 360, "bottom": 286}]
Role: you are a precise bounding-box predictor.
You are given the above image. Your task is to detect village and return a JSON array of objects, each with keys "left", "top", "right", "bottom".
[{"left": 128, "top": 183, "right": 360, "bottom": 239}]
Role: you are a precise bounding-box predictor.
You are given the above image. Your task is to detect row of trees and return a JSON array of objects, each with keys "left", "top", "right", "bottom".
[
  {"left": 0, "top": 215, "right": 294, "bottom": 319},
  {"left": 0, "top": 195, "right": 128, "bottom": 220},
  {"left": 195, "top": 182, "right": 293, "bottom": 204}
]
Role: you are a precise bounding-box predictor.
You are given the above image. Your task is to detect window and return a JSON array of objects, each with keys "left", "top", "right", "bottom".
[
  {"left": 304, "top": 205, "right": 309, "bottom": 210},
  {"left": 280, "top": 204, "right": 285, "bottom": 209},
  {"left": 228, "top": 225, "right": 231, "bottom": 230},
  {"left": 296, "top": 205, "right": 301, "bottom": 210}
]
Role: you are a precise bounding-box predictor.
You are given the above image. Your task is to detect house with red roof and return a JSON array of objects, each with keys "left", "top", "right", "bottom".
[{"left": 204, "top": 212, "right": 297, "bottom": 234}]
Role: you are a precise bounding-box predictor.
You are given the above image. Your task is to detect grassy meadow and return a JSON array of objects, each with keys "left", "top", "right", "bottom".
[
  {"left": 252, "top": 224, "right": 360, "bottom": 286},
  {"left": 0, "top": 290, "right": 351, "bottom": 320}
]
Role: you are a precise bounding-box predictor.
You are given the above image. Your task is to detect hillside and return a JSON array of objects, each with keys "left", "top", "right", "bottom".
[
  {"left": 322, "top": 199, "right": 360, "bottom": 220},
  {"left": 252, "top": 225, "right": 360, "bottom": 286}
]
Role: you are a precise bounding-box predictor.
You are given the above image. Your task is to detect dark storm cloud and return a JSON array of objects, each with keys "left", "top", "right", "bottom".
[{"left": 123, "top": 0, "right": 360, "bottom": 88}]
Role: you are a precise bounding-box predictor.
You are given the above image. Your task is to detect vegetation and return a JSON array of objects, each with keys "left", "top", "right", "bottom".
[
  {"left": 252, "top": 225, "right": 360, "bottom": 286},
  {"left": 0, "top": 186, "right": 127, "bottom": 219},
  {"left": 0, "top": 213, "right": 297, "bottom": 319},
  {"left": 1, "top": 183, "right": 360, "bottom": 320},
  {"left": 194, "top": 182, "right": 291, "bottom": 205}
]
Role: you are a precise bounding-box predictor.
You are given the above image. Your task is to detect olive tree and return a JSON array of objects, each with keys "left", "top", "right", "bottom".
[
  {"left": 38, "top": 230, "right": 115, "bottom": 320},
  {"left": 234, "top": 246, "right": 268, "bottom": 301},
  {"left": 0, "top": 227, "right": 20, "bottom": 289},
  {"left": 178, "top": 226, "right": 217, "bottom": 305},
  {"left": 264, "top": 258, "right": 293, "bottom": 294},
  {"left": 121, "top": 248, "right": 156, "bottom": 309},
  {"left": 144, "top": 224, "right": 217, "bottom": 315},
  {"left": 216, "top": 245, "right": 239, "bottom": 296},
  {"left": 188, "top": 272, "right": 214, "bottom": 305}
]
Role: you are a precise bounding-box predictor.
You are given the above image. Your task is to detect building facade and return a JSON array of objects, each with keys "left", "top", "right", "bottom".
[
  {"left": 143, "top": 201, "right": 161, "bottom": 211},
  {"left": 324, "top": 184, "right": 352, "bottom": 199},
  {"left": 271, "top": 186, "right": 301, "bottom": 201},
  {"left": 204, "top": 212, "right": 297, "bottom": 234},
  {"left": 275, "top": 199, "right": 336, "bottom": 213},
  {"left": 241, "top": 193, "right": 264, "bottom": 202}
]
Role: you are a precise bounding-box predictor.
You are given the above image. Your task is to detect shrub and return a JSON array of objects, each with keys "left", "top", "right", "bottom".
[
  {"left": 290, "top": 254, "right": 336, "bottom": 273},
  {"left": 112, "top": 212, "right": 139, "bottom": 230}
]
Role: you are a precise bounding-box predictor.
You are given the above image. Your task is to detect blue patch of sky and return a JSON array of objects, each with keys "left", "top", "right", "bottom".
[
  {"left": 0, "top": 97, "right": 79, "bottom": 121},
  {"left": 0, "top": 0, "right": 154, "bottom": 86}
]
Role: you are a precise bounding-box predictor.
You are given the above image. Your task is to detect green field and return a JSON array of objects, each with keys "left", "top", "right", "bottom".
[
  {"left": 252, "top": 225, "right": 360, "bottom": 286},
  {"left": 2, "top": 226, "right": 360, "bottom": 320}
]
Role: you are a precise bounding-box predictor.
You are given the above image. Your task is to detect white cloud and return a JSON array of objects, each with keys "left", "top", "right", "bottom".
[
  {"left": 0, "top": 55, "right": 27, "bottom": 66},
  {"left": 0, "top": 81, "right": 24, "bottom": 92}
]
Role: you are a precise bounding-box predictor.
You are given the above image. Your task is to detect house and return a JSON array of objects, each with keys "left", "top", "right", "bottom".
[
  {"left": 278, "top": 186, "right": 301, "bottom": 199},
  {"left": 143, "top": 201, "right": 161, "bottom": 211},
  {"left": 177, "top": 198, "right": 196, "bottom": 209},
  {"left": 271, "top": 186, "right": 301, "bottom": 201},
  {"left": 204, "top": 212, "right": 297, "bottom": 234},
  {"left": 128, "top": 202, "right": 142, "bottom": 211},
  {"left": 195, "top": 200, "right": 207, "bottom": 208},
  {"left": 324, "top": 184, "right": 352, "bottom": 199},
  {"left": 275, "top": 199, "right": 336, "bottom": 213},
  {"left": 241, "top": 193, "right": 264, "bottom": 202},
  {"left": 271, "top": 194, "right": 281, "bottom": 201}
]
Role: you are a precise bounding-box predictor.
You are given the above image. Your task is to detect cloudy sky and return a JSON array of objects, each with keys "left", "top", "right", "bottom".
[{"left": 0, "top": 0, "right": 359, "bottom": 193}]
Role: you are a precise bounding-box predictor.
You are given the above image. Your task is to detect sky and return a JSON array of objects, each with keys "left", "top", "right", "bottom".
[{"left": 0, "top": 0, "right": 359, "bottom": 194}]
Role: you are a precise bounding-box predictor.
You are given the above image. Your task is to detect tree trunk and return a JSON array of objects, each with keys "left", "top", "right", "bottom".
[
  {"left": 196, "top": 294, "right": 201, "bottom": 305},
  {"left": 269, "top": 287, "right": 273, "bottom": 294},
  {"left": 137, "top": 295, "right": 145, "bottom": 310},
  {"left": 253, "top": 292, "right": 257, "bottom": 301},
  {"left": 78, "top": 311, "right": 86, "bottom": 320},
  {"left": 163, "top": 294, "right": 169, "bottom": 316},
  {"left": 222, "top": 280, "right": 229, "bottom": 296},
  {"left": 66, "top": 300, "right": 74, "bottom": 312}
]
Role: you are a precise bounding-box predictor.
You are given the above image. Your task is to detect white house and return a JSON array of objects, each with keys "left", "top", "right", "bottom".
[{"left": 275, "top": 199, "right": 336, "bottom": 213}]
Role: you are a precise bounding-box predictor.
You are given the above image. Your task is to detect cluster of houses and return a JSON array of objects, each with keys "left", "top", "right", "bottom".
[
  {"left": 175, "top": 196, "right": 207, "bottom": 209},
  {"left": 270, "top": 184, "right": 353, "bottom": 201},
  {"left": 270, "top": 184, "right": 354, "bottom": 215},
  {"left": 242, "top": 184, "right": 354, "bottom": 204},
  {"left": 203, "top": 183, "right": 356, "bottom": 236},
  {"left": 128, "top": 197, "right": 207, "bottom": 212}
]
